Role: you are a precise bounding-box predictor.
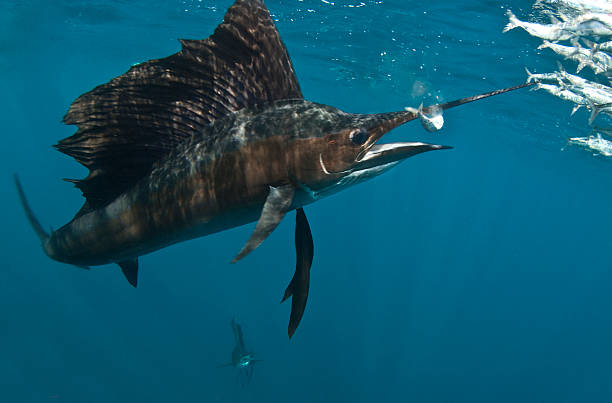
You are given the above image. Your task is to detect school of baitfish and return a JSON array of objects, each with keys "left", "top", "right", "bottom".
[{"left": 504, "top": 0, "right": 612, "bottom": 157}]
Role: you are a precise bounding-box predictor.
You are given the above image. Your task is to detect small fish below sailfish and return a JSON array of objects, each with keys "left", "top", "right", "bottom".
[
  {"left": 218, "top": 319, "right": 260, "bottom": 386},
  {"left": 15, "top": 0, "right": 533, "bottom": 338}
]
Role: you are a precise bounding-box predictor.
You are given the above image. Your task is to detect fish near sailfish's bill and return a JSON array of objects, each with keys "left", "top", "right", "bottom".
[
  {"left": 15, "top": 0, "right": 536, "bottom": 340},
  {"left": 354, "top": 82, "right": 536, "bottom": 163}
]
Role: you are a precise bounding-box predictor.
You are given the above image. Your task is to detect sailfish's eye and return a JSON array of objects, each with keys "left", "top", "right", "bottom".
[{"left": 350, "top": 128, "right": 369, "bottom": 145}]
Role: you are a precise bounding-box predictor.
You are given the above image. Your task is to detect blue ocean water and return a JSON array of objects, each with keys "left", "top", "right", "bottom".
[{"left": 2, "top": 0, "right": 612, "bottom": 402}]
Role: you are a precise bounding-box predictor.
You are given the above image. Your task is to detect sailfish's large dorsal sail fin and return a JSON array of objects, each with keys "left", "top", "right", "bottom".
[{"left": 57, "top": 0, "right": 303, "bottom": 217}]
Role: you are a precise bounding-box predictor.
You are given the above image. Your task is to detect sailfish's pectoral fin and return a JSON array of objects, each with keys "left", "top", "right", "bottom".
[
  {"left": 232, "top": 184, "right": 295, "bottom": 263},
  {"left": 281, "top": 207, "right": 314, "bottom": 339},
  {"left": 118, "top": 259, "right": 139, "bottom": 287}
]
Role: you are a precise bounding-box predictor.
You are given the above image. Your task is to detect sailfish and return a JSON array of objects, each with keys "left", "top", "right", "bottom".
[{"left": 16, "top": 0, "right": 532, "bottom": 338}]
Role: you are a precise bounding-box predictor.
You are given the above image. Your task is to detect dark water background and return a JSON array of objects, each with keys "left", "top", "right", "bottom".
[{"left": 2, "top": 0, "right": 611, "bottom": 402}]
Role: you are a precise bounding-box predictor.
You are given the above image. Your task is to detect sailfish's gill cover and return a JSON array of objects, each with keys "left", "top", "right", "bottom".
[{"left": 57, "top": 0, "right": 302, "bottom": 216}]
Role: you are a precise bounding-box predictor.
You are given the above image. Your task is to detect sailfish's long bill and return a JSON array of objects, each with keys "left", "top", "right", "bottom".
[
  {"left": 15, "top": 0, "right": 533, "bottom": 338},
  {"left": 348, "top": 82, "right": 532, "bottom": 172}
]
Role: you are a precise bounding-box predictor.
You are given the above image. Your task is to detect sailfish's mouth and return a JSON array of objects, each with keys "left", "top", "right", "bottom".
[
  {"left": 355, "top": 142, "right": 452, "bottom": 171},
  {"left": 351, "top": 108, "right": 451, "bottom": 172}
]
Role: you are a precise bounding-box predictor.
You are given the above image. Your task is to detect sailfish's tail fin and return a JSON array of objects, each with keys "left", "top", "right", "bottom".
[
  {"left": 15, "top": 174, "right": 90, "bottom": 270},
  {"left": 503, "top": 10, "right": 521, "bottom": 33},
  {"left": 14, "top": 174, "right": 50, "bottom": 242}
]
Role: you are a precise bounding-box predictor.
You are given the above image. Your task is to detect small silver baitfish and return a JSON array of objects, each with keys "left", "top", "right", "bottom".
[
  {"left": 404, "top": 103, "right": 444, "bottom": 132},
  {"left": 505, "top": 9, "right": 612, "bottom": 41},
  {"left": 569, "top": 133, "right": 612, "bottom": 156}
]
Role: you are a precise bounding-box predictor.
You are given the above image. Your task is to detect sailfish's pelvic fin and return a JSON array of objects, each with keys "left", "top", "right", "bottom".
[
  {"left": 282, "top": 207, "right": 314, "bottom": 338},
  {"left": 232, "top": 185, "right": 295, "bottom": 263},
  {"left": 118, "top": 259, "right": 139, "bottom": 287}
]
